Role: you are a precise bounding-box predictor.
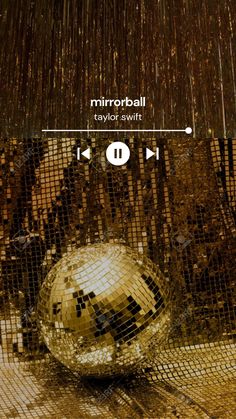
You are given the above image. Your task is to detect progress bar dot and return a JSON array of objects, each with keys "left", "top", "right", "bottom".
[{"left": 185, "top": 127, "right": 192, "bottom": 134}]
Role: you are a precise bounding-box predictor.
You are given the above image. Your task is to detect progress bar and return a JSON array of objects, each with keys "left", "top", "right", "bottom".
[{"left": 42, "top": 127, "right": 192, "bottom": 134}]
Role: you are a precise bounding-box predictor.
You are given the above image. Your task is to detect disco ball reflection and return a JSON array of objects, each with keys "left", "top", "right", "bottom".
[{"left": 37, "top": 243, "right": 171, "bottom": 376}]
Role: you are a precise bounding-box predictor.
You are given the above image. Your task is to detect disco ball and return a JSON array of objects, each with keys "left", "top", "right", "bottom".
[{"left": 37, "top": 243, "right": 171, "bottom": 376}]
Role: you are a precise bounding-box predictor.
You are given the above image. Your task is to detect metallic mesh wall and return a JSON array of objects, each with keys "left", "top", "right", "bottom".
[{"left": 0, "top": 137, "right": 235, "bottom": 418}]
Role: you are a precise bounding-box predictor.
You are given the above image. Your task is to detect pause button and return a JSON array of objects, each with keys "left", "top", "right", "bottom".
[{"left": 106, "top": 142, "right": 130, "bottom": 166}]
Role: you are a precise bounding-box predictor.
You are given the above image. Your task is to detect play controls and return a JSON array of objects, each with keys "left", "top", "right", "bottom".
[{"left": 77, "top": 144, "right": 160, "bottom": 166}]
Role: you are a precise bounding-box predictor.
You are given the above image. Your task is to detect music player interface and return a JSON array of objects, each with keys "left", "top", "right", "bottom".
[{"left": 0, "top": 1, "right": 235, "bottom": 419}]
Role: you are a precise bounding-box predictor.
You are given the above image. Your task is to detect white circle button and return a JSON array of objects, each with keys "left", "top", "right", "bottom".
[{"left": 106, "top": 142, "right": 130, "bottom": 166}]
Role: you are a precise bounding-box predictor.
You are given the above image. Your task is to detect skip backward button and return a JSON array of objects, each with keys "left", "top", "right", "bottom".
[
  {"left": 77, "top": 147, "right": 91, "bottom": 160},
  {"left": 146, "top": 147, "right": 159, "bottom": 160}
]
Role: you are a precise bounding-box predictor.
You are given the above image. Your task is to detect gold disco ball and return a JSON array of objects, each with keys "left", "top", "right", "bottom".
[{"left": 37, "top": 243, "right": 171, "bottom": 376}]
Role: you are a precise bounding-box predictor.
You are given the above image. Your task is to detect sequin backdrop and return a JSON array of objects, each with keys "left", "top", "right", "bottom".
[
  {"left": 0, "top": 0, "right": 236, "bottom": 137},
  {"left": 0, "top": 137, "right": 235, "bottom": 417}
]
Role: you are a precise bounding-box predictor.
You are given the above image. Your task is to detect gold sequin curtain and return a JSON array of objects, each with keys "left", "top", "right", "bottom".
[{"left": 0, "top": 0, "right": 236, "bottom": 137}]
